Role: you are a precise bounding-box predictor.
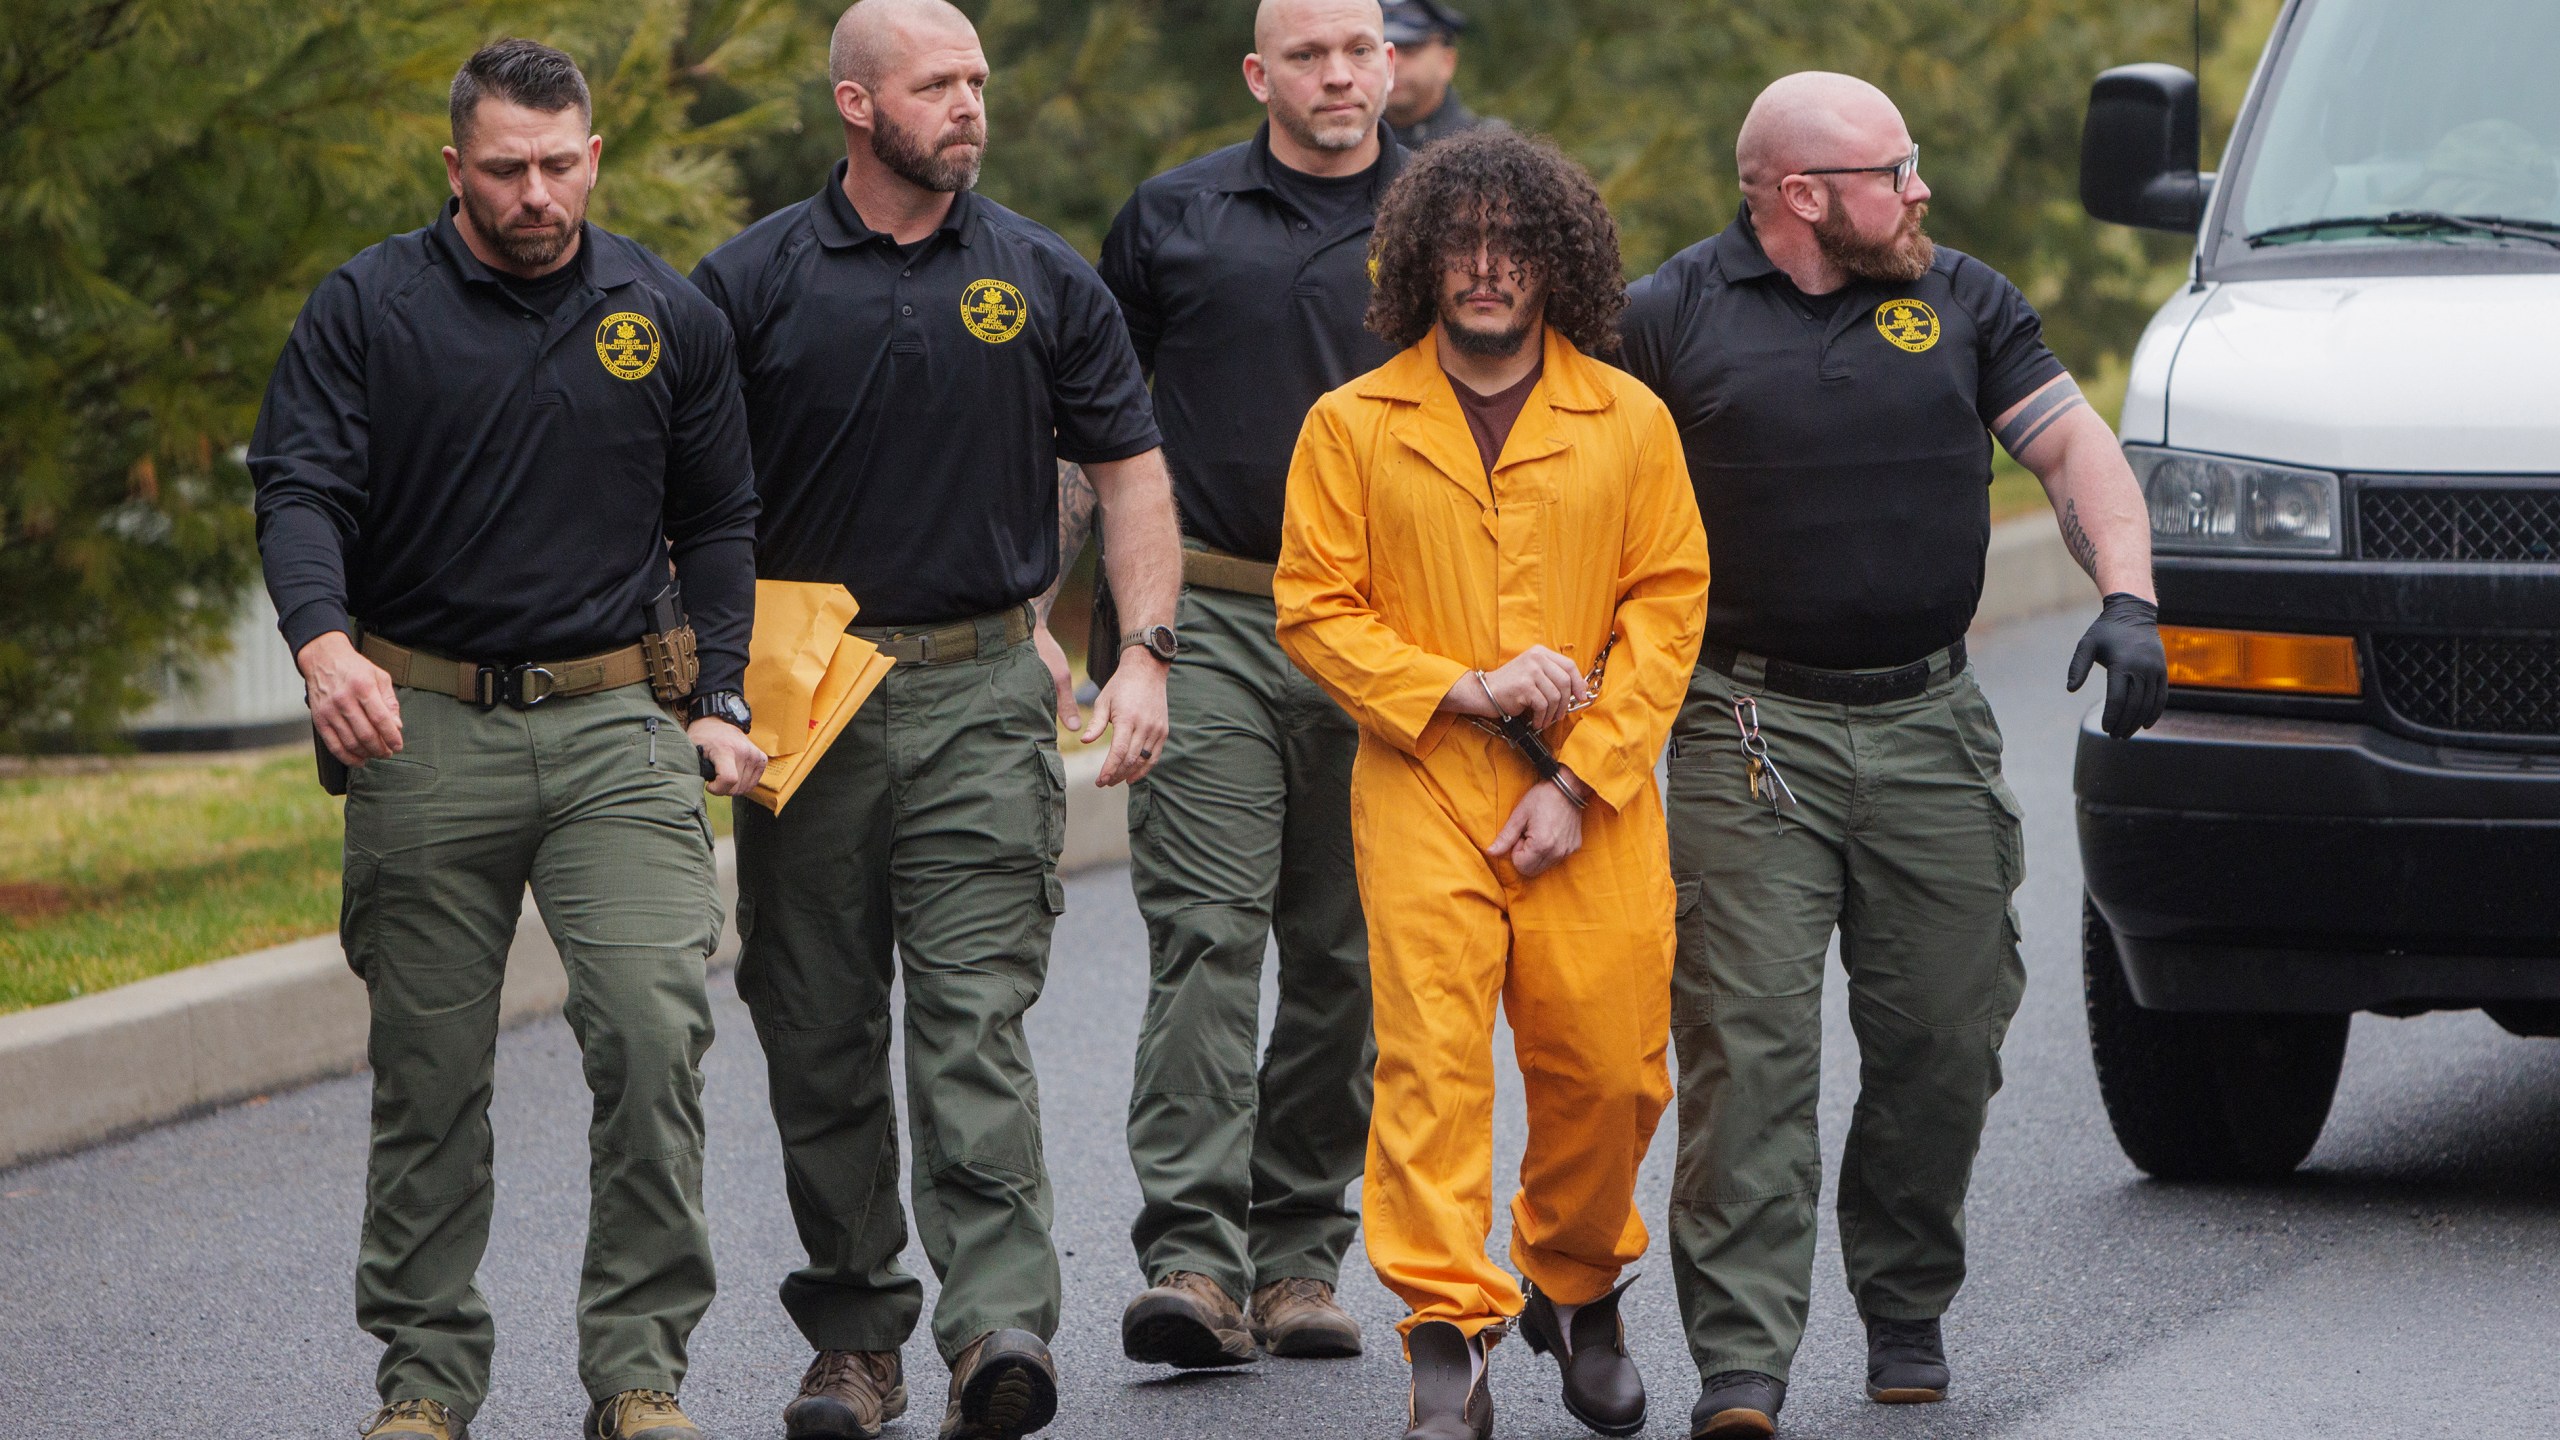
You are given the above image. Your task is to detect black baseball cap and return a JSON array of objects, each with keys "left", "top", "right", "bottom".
[{"left": 1382, "top": 0, "right": 1467, "bottom": 45}]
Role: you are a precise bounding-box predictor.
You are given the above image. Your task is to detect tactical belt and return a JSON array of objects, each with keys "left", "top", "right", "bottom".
[
  {"left": 851, "top": 603, "right": 1035, "bottom": 665},
  {"left": 360, "top": 634, "right": 651, "bottom": 710},
  {"left": 1181, "top": 548, "right": 1277, "bottom": 598},
  {"left": 1704, "top": 639, "right": 1966, "bottom": 707}
]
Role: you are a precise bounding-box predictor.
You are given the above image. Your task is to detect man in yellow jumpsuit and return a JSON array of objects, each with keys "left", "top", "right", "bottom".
[{"left": 1275, "top": 129, "right": 1710, "bottom": 1440}]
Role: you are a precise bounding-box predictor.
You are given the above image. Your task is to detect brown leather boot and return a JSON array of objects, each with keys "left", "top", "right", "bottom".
[
  {"left": 360, "top": 1399, "right": 469, "bottom": 1440},
  {"left": 786, "top": 1350, "right": 908, "bottom": 1439},
  {"left": 1121, "top": 1270, "right": 1257, "bottom": 1368},
  {"left": 1519, "top": 1275, "right": 1647, "bottom": 1436},
  {"left": 1250, "top": 1276, "right": 1364, "bottom": 1358},
  {"left": 939, "top": 1329, "right": 1058, "bottom": 1440},
  {"left": 586, "top": 1389, "right": 700, "bottom": 1440},
  {"left": 1403, "top": 1321, "right": 1493, "bottom": 1440}
]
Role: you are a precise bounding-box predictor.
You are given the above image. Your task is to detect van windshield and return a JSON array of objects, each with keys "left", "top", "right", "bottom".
[{"left": 2237, "top": 0, "right": 2560, "bottom": 247}]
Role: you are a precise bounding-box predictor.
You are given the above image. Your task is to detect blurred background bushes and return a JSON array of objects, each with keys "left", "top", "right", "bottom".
[{"left": 0, "top": 0, "right": 2277, "bottom": 748}]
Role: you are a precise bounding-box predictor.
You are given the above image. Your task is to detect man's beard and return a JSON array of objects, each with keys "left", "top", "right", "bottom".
[
  {"left": 464, "top": 188, "right": 581, "bottom": 271},
  {"left": 1273, "top": 98, "right": 1373, "bottom": 156},
  {"left": 1439, "top": 288, "right": 1540, "bottom": 359},
  {"left": 873, "top": 109, "right": 984, "bottom": 193},
  {"left": 1815, "top": 196, "right": 1935, "bottom": 283}
]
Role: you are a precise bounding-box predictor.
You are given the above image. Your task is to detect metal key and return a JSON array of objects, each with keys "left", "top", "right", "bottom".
[{"left": 1731, "top": 695, "right": 1799, "bottom": 815}]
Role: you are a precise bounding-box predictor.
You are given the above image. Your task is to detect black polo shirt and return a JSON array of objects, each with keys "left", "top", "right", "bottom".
[
  {"left": 1619, "top": 208, "right": 2066, "bottom": 669},
  {"left": 248, "top": 203, "right": 760, "bottom": 692},
  {"left": 692, "top": 166, "right": 1160, "bottom": 626},
  {"left": 1100, "top": 125, "right": 1406, "bottom": 562}
]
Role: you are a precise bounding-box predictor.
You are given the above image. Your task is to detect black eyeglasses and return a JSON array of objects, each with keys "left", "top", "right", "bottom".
[{"left": 1798, "top": 146, "right": 1920, "bottom": 194}]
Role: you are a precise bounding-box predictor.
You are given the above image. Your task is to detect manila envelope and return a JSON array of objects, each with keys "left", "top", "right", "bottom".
[{"left": 742, "top": 579, "right": 893, "bottom": 814}]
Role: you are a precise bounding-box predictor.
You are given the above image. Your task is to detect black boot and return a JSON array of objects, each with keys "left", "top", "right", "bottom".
[
  {"left": 1519, "top": 1276, "right": 1646, "bottom": 1436},
  {"left": 1863, "top": 1314, "right": 1950, "bottom": 1404},
  {"left": 1689, "top": 1370, "right": 1785, "bottom": 1440},
  {"left": 1403, "top": 1321, "right": 1492, "bottom": 1440}
]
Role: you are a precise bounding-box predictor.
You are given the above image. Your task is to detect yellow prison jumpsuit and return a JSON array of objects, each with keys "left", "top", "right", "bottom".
[{"left": 1274, "top": 328, "right": 1710, "bottom": 1341}]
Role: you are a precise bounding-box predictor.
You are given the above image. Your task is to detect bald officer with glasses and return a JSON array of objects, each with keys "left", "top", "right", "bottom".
[{"left": 1617, "top": 72, "right": 2165, "bottom": 1439}]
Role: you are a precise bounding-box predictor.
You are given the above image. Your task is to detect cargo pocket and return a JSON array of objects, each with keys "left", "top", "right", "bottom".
[
  {"left": 1039, "top": 744, "right": 1068, "bottom": 916},
  {"left": 339, "top": 850, "right": 380, "bottom": 982},
  {"left": 1671, "top": 873, "right": 1711, "bottom": 1024}
]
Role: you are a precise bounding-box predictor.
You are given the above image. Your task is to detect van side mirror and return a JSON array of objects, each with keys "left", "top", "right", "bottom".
[{"left": 2081, "top": 63, "right": 2212, "bottom": 231}]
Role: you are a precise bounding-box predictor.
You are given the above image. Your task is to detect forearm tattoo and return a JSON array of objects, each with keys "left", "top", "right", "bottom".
[
  {"left": 1995, "top": 376, "right": 2089, "bottom": 460},
  {"left": 2061, "top": 497, "right": 2100, "bottom": 579},
  {"left": 1038, "top": 461, "right": 1099, "bottom": 621}
]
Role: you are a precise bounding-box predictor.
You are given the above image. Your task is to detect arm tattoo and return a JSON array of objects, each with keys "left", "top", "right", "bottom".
[
  {"left": 1037, "top": 461, "right": 1100, "bottom": 621},
  {"left": 1994, "top": 376, "right": 2089, "bottom": 460},
  {"left": 2060, "top": 497, "right": 2100, "bottom": 579}
]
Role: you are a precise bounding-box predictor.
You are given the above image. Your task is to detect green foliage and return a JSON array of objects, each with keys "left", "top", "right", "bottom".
[
  {"left": 0, "top": 0, "right": 809, "bottom": 749},
  {"left": 741, "top": 0, "right": 2277, "bottom": 373},
  {"left": 2, "top": 0, "right": 2285, "bottom": 747}
]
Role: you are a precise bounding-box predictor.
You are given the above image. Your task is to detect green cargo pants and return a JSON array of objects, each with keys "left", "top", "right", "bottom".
[
  {"left": 341, "top": 683, "right": 722, "bottom": 1421},
  {"left": 1124, "top": 584, "right": 1371, "bottom": 1303},
  {"left": 1663, "top": 651, "right": 2026, "bottom": 1384},
  {"left": 733, "top": 617, "right": 1065, "bottom": 1364}
]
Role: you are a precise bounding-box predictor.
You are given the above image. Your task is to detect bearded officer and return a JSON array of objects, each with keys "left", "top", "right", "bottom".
[
  {"left": 688, "top": 3, "right": 1180, "bottom": 1438},
  {"left": 1617, "top": 72, "right": 2167, "bottom": 1439},
  {"left": 1087, "top": 0, "right": 1404, "bottom": 1373},
  {"left": 250, "top": 37, "right": 765, "bottom": 1440}
]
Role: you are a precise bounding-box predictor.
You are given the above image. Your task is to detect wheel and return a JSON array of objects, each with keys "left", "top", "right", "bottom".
[{"left": 2082, "top": 895, "right": 2348, "bottom": 1181}]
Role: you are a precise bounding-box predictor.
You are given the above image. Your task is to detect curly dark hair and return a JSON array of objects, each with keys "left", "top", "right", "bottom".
[{"left": 1366, "top": 128, "right": 1624, "bottom": 355}]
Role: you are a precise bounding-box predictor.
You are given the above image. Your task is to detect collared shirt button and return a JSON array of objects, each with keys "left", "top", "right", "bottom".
[{"left": 900, "top": 304, "right": 914, "bottom": 316}]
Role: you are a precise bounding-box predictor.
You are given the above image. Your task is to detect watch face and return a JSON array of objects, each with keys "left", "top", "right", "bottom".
[{"left": 1147, "top": 625, "right": 1179, "bottom": 661}]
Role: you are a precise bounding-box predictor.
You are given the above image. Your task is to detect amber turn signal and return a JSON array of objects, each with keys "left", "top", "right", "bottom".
[{"left": 2160, "top": 626, "right": 2362, "bottom": 696}]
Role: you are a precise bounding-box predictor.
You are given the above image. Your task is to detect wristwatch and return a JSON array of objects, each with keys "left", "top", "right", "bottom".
[
  {"left": 1121, "top": 624, "right": 1180, "bottom": 665},
  {"left": 686, "top": 689, "right": 751, "bottom": 731}
]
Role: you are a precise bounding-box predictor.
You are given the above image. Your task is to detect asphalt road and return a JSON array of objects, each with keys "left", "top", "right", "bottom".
[{"left": 5, "top": 608, "right": 2557, "bottom": 1438}]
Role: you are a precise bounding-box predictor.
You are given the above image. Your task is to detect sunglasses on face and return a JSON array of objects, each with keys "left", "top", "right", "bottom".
[{"left": 1798, "top": 146, "right": 1921, "bottom": 194}]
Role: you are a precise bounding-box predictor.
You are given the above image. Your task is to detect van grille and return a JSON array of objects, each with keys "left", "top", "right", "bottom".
[
  {"left": 2371, "top": 633, "right": 2560, "bottom": 737},
  {"left": 2359, "top": 484, "right": 2560, "bottom": 562}
]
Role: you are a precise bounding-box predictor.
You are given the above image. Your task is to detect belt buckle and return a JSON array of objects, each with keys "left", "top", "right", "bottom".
[{"left": 474, "top": 663, "right": 557, "bottom": 710}]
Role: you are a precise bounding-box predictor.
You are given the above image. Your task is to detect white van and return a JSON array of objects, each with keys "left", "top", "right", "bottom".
[{"left": 2071, "top": 0, "right": 2560, "bottom": 1180}]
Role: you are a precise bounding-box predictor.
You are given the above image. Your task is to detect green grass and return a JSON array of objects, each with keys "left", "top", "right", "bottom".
[
  {"left": 0, "top": 751, "right": 345, "bottom": 1014},
  {"left": 0, "top": 751, "right": 737, "bottom": 1015}
]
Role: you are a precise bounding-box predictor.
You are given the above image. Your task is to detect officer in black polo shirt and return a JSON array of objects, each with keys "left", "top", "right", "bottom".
[
  {"left": 1616, "top": 73, "right": 2166, "bottom": 1439},
  {"left": 687, "top": 4, "right": 1179, "bottom": 1439},
  {"left": 1381, "top": 1, "right": 1498, "bottom": 149},
  {"left": 249, "top": 39, "right": 763, "bottom": 1440},
  {"left": 1090, "top": 0, "right": 1402, "bottom": 1375}
]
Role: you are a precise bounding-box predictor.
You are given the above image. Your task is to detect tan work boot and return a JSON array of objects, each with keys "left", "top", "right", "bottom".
[
  {"left": 940, "top": 1328, "right": 1058, "bottom": 1440},
  {"left": 786, "top": 1350, "right": 908, "bottom": 1439},
  {"left": 1250, "top": 1276, "right": 1364, "bottom": 1358},
  {"left": 361, "top": 1398, "right": 469, "bottom": 1440},
  {"left": 587, "top": 1388, "right": 701, "bottom": 1440},
  {"left": 1120, "top": 1270, "right": 1257, "bottom": 1368}
]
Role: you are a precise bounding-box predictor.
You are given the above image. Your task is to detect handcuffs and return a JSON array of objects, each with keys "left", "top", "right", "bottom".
[{"left": 1465, "top": 636, "right": 1616, "bottom": 810}]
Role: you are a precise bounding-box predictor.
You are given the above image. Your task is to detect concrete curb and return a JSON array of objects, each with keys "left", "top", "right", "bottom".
[{"left": 3, "top": 521, "right": 2071, "bottom": 1171}]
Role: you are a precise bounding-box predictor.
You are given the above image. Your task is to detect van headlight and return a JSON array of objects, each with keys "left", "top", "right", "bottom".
[{"left": 2125, "top": 445, "right": 2341, "bottom": 556}]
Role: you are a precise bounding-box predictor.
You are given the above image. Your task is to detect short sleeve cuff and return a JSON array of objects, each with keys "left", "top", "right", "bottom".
[{"left": 1054, "top": 429, "right": 1164, "bottom": 468}]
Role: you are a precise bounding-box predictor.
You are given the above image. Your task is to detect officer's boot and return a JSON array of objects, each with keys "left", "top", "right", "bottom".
[
  {"left": 587, "top": 1389, "right": 701, "bottom": 1439},
  {"left": 1402, "top": 1321, "right": 1492, "bottom": 1440},
  {"left": 1519, "top": 1275, "right": 1646, "bottom": 1436},
  {"left": 1121, "top": 1270, "right": 1256, "bottom": 1368},
  {"left": 786, "top": 1350, "right": 908, "bottom": 1439},
  {"left": 1250, "top": 1276, "right": 1364, "bottom": 1358},
  {"left": 1863, "top": 1314, "right": 1950, "bottom": 1403},
  {"left": 1690, "top": 1371, "right": 1786, "bottom": 1440},
  {"left": 939, "top": 1329, "right": 1058, "bottom": 1440},
  {"left": 360, "top": 1399, "right": 469, "bottom": 1440}
]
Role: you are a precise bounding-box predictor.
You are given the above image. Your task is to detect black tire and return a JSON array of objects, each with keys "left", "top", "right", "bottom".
[{"left": 2083, "top": 895, "right": 2348, "bottom": 1181}]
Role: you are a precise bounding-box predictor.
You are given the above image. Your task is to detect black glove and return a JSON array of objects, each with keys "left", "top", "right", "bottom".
[{"left": 2067, "top": 593, "right": 2167, "bottom": 739}]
